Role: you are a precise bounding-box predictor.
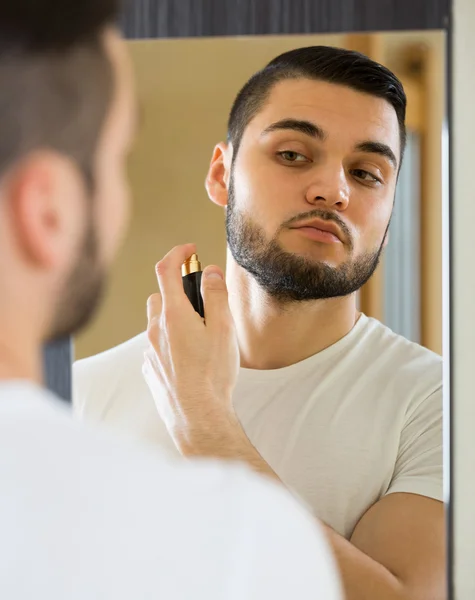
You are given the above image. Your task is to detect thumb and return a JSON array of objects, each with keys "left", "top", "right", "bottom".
[{"left": 201, "top": 266, "right": 231, "bottom": 328}]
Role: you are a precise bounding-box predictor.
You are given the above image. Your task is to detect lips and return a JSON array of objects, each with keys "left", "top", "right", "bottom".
[{"left": 291, "top": 218, "right": 344, "bottom": 243}]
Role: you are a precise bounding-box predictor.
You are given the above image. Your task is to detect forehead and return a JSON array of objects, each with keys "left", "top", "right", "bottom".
[{"left": 247, "top": 78, "right": 400, "bottom": 154}]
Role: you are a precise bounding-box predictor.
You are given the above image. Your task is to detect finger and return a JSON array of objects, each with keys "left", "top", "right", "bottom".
[
  {"left": 143, "top": 347, "right": 158, "bottom": 371},
  {"left": 147, "top": 294, "right": 163, "bottom": 348},
  {"left": 142, "top": 350, "right": 153, "bottom": 375},
  {"left": 200, "top": 265, "right": 232, "bottom": 331},
  {"left": 155, "top": 243, "right": 197, "bottom": 307},
  {"left": 142, "top": 351, "right": 158, "bottom": 385},
  {"left": 143, "top": 347, "right": 167, "bottom": 384},
  {"left": 147, "top": 293, "right": 163, "bottom": 325}
]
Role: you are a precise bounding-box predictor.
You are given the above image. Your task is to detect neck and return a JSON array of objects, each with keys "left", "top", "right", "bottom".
[
  {"left": 0, "top": 247, "right": 49, "bottom": 386},
  {"left": 226, "top": 254, "right": 359, "bottom": 370},
  {"left": 0, "top": 316, "right": 43, "bottom": 385}
]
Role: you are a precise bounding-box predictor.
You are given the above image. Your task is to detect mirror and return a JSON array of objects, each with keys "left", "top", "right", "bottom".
[
  {"left": 76, "top": 31, "right": 445, "bottom": 358},
  {"left": 73, "top": 30, "right": 446, "bottom": 550}
]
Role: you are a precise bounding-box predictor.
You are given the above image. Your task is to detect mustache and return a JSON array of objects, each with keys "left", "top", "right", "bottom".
[{"left": 283, "top": 209, "right": 353, "bottom": 248}]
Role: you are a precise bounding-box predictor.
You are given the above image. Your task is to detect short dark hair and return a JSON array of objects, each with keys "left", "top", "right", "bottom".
[
  {"left": 0, "top": 1, "right": 121, "bottom": 191},
  {"left": 228, "top": 46, "right": 407, "bottom": 165}
]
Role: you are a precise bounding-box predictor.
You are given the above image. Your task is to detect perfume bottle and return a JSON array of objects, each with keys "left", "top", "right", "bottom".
[{"left": 182, "top": 253, "right": 205, "bottom": 318}]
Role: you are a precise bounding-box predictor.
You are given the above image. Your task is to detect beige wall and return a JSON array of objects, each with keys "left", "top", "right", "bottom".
[{"left": 74, "top": 33, "right": 345, "bottom": 359}]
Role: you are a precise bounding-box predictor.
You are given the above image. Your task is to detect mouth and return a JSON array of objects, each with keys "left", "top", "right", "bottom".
[{"left": 290, "top": 219, "right": 344, "bottom": 244}]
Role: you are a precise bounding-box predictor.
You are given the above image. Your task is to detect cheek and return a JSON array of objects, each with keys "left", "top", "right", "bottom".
[
  {"left": 352, "top": 196, "right": 393, "bottom": 250},
  {"left": 233, "top": 158, "right": 293, "bottom": 232}
]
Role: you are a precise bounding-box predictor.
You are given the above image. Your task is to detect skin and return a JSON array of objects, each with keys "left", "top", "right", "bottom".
[
  {"left": 145, "top": 78, "right": 446, "bottom": 600},
  {"left": 0, "top": 27, "right": 136, "bottom": 384}
]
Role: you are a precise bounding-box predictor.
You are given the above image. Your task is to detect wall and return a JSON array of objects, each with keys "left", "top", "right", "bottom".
[{"left": 453, "top": 0, "right": 475, "bottom": 596}]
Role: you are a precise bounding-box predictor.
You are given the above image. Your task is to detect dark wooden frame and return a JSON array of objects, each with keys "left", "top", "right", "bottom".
[
  {"left": 119, "top": 0, "right": 450, "bottom": 38},
  {"left": 45, "top": 0, "right": 452, "bottom": 595}
]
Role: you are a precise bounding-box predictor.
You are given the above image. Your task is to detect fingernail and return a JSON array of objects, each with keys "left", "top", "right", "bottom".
[{"left": 205, "top": 271, "right": 223, "bottom": 280}]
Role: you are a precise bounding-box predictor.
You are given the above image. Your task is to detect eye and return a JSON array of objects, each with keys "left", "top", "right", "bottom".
[
  {"left": 351, "top": 169, "right": 382, "bottom": 184},
  {"left": 277, "top": 150, "right": 310, "bottom": 164}
]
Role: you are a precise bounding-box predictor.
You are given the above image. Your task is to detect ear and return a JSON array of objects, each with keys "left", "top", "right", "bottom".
[
  {"left": 205, "top": 142, "right": 232, "bottom": 208},
  {"left": 6, "top": 151, "right": 84, "bottom": 270}
]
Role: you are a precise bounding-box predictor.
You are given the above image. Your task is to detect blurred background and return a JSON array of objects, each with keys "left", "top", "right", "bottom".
[{"left": 75, "top": 30, "right": 445, "bottom": 359}]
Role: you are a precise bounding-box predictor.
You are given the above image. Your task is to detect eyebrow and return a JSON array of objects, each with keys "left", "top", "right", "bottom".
[
  {"left": 355, "top": 141, "right": 398, "bottom": 170},
  {"left": 261, "top": 118, "right": 327, "bottom": 141},
  {"left": 261, "top": 118, "right": 398, "bottom": 170}
]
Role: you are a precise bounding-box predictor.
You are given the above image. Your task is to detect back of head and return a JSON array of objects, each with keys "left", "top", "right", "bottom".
[
  {"left": 0, "top": 0, "right": 121, "bottom": 189},
  {"left": 0, "top": 1, "right": 126, "bottom": 343},
  {"left": 228, "top": 45, "right": 407, "bottom": 164}
]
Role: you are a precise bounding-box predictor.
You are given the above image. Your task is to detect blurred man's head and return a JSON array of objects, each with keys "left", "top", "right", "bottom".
[
  {"left": 206, "top": 46, "right": 406, "bottom": 303},
  {"left": 0, "top": 1, "right": 135, "bottom": 342}
]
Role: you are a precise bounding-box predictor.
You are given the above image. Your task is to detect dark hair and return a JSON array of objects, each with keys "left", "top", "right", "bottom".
[
  {"left": 0, "top": 1, "right": 121, "bottom": 191},
  {"left": 228, "top": 46, "right": 407, "bottom": 165}
]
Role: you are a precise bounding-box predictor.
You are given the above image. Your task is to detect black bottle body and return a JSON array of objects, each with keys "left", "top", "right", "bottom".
[{"left": 182, "top": 271, "right": 204, "bottom": 318}]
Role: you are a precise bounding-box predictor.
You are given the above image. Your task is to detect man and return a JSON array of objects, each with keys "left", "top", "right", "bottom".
[
  {"left": 75, "top": 47, "right": 445, "bottom": 599},
  {"left": 0, "top": 4, "right": 343, "bottom": 598}
]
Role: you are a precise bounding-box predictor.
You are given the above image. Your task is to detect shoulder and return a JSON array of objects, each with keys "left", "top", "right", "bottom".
[
  {"left": 72, "top": 423, "right": 342, "bottom": 599},
  {"left": 352, "top": 317, "right": 442, "bottom": 423},
  {"left": 73, "top": 332, "right": 149, "bottom": 416},
  {"left": 1, "top": 389, "right": 276, "bottom": 519},
  {"left": 360, "top": 316, "right": 441, "bottom": 364},
  {"left": 74, "top": 331, "right": 149, "bottom": 377},
  {"left": 1, "top": 399, "right": 342, "bottom": 598},
  {"left": 360, "top": 316, "right": 442, "bottom": 387}
]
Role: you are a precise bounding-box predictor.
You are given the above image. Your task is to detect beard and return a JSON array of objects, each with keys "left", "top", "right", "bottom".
[
  {"left": 225, "top": 177, "right": 388, "bottom": 304},
  {"left": 46, "top": 218, "right": 105, "bottom": 342}
]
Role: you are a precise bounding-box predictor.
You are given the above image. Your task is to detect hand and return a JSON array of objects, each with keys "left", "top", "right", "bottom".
[{"left": 143, "top": 243, "right": 240, "bottom": 451}]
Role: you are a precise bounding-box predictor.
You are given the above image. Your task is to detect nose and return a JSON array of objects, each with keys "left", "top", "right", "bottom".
[{"left": 304, "top": 165, "right": 350, "bottom": 211}]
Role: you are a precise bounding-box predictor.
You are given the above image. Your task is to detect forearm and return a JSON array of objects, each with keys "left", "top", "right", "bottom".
[
  {"left": 323, "top": 524, "right": 411, "bottom": 600},
  {"left": 177, "top": 416, "right": 280, "bottom": 481}
]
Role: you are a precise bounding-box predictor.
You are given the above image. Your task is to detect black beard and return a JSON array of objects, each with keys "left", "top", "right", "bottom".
[
  {"left": 225, "top": 178, "right": 387, "bottom": 304},
  {"left": 46, "top": 219, "right": 105, "bottom": 342}
]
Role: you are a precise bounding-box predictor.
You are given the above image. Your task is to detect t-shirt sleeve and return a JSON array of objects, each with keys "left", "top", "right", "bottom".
[
  {"left": 385, "top": 386, "right": 443, "bottom": 501},
  {"left": 243, "top": 478, "right": 343, "bottom": 600}
]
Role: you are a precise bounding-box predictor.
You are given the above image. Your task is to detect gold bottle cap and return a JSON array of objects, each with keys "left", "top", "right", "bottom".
[{"left": 182, "top": 253, "right": 202, "bottom": 276}]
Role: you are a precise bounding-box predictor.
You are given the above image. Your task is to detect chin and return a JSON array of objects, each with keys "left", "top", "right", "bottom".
[{"left": 285, "top": 241, "right": 345, "bottom": 263}]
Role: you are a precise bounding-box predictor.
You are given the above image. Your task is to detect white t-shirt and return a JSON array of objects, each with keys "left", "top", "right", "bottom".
[
  {"left": 0, "top": 381, "right": 342, "bottom": 600},
  {"left": 74, "top": 314, "right": 443, "bottom": 540}
]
